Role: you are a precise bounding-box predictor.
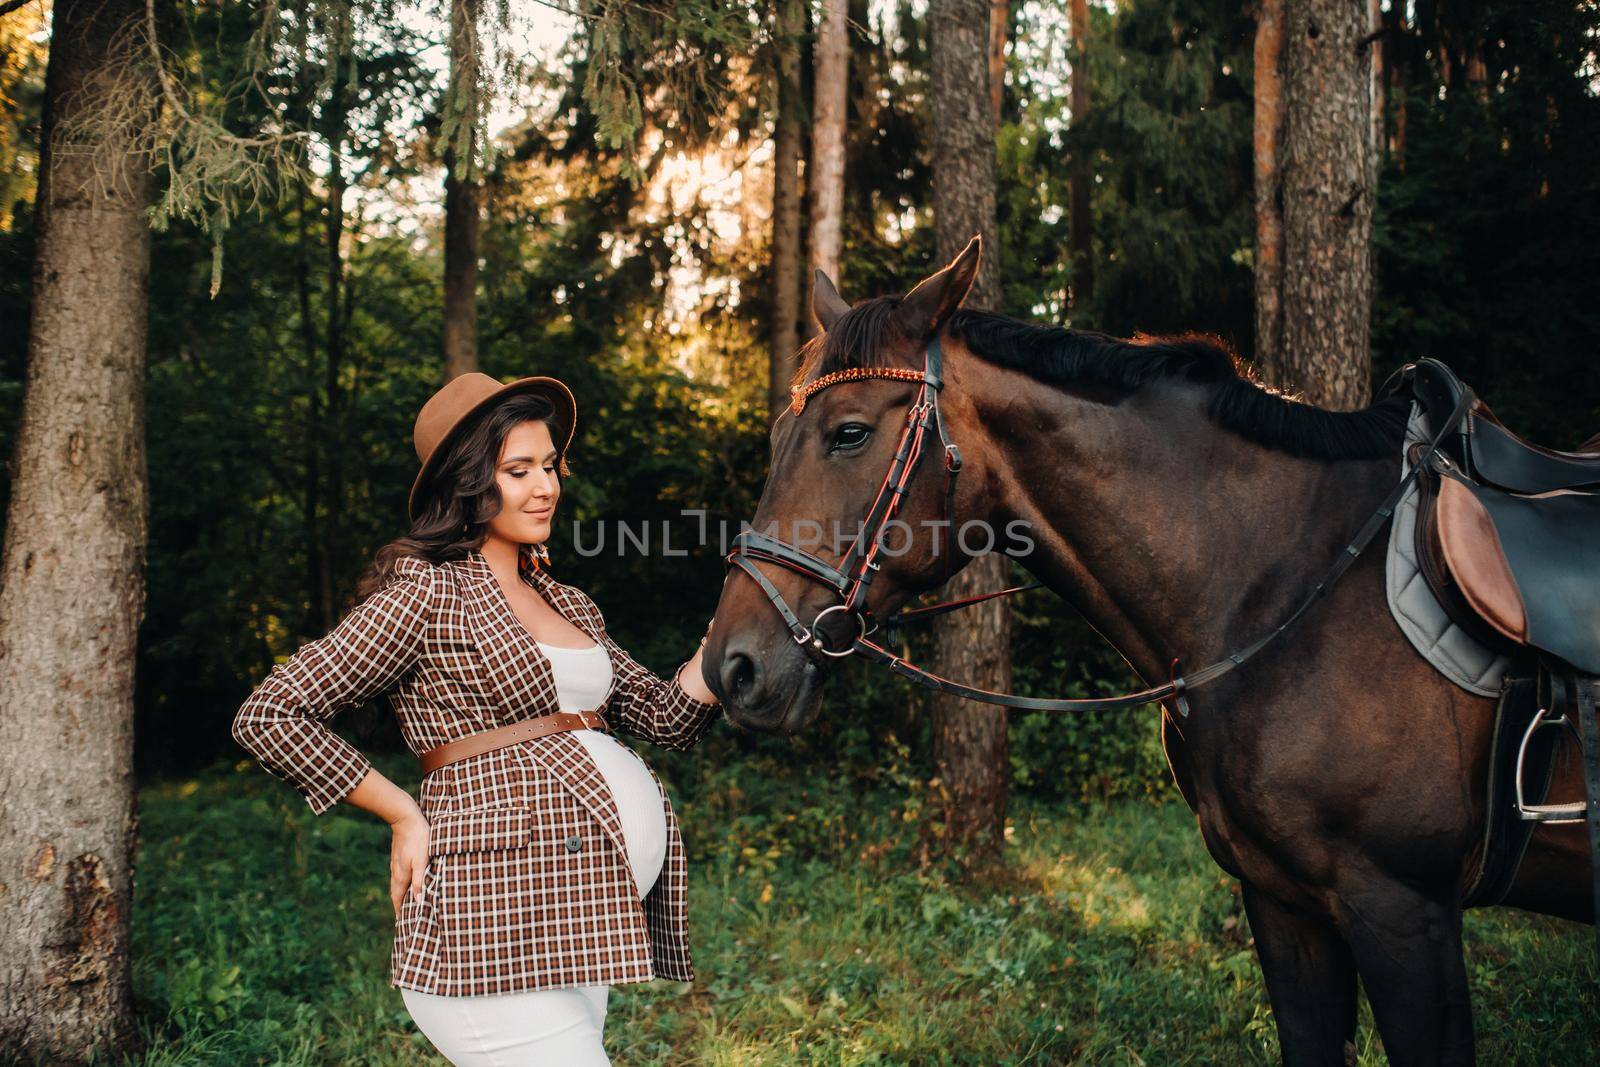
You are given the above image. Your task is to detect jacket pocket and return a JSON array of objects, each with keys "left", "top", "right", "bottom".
[{"left": 427, "top": 804, "right": 534, "bottom": 855}]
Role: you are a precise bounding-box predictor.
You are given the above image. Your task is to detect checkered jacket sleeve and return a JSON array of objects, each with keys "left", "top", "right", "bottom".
[
  {"left": 231, "top": 559, "right": 436, "bottom": 814},
  {"left": 572, "top": 590, "right": 720, "bottom": 751}
]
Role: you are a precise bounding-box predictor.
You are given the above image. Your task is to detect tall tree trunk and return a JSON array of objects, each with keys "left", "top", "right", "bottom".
[
  {"left": 294, "top": 175, "right": 326, "bottom": 634},
  {"left": 1252, "top": 0, "right": 1285, "bottom": 369},
  {"left": 987, "top": 0, "right": 1007, "bottom": 122},
  {"left": 1463, "top": 44, "right": 1488, "bottom": 99},
  {"left": 292, "top": 54, "right": 328, "bottom": 635},
  {"left": 442, "top": 163, "right": 480, "bottom": 380},
  {"left": 1255, "top": 0, "right": 1375, "bottom": 409},
  {"left": 928, "top": 0, "right": 1010, "bottom": 859},
  {"left": 316, "top": 51, "right": 353, "bottom": 631},
  {"left": 805, "top": 0, "right": 847, "bottom": 338},
  {"left": 769, "top": 0, "right": 805, "bottom": 420},
  {"left": 442, "top": 0, "right": 481, "bottom": 381},
  {"left": 1369, "top": 0, "right": 1383, "bottom": 157},
  {"left": 1387, "top": 1, "right": 1407, "bottom": 169},
  {"left": 0, "top": 0, "right": 155, "bottom": 1058},
  {"left": 1395, "top": 1, "right": 1408, "bottom": 165},
  {"left": 1068, "top": 0, "right": 1092, "bottom": 311}
]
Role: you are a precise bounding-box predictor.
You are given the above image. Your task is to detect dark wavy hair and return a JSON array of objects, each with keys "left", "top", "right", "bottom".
[{"left": 352, "top": 392, "right": 571, "bottom": 603}]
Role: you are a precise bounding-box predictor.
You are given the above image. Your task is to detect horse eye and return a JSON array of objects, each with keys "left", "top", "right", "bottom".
[{"left": 830, "top": 424, "right": 872, "bottom": 452}]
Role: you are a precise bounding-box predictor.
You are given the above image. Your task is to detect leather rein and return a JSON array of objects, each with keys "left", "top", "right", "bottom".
[{"left": 725, "top": 344, "right": 1469, "bottom": 718}]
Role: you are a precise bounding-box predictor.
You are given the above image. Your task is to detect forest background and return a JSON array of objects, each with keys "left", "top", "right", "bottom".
[
  {"left": 1, "top": 0, "right": 1598, "bottom": 1062},
  {"left": 6, "top": 0, "right": 1597, "bottom": 806}
]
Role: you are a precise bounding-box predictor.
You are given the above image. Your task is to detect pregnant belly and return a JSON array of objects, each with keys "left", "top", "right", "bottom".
[{"left": 572, "top": 729, "right": 668, "bottom": 898}]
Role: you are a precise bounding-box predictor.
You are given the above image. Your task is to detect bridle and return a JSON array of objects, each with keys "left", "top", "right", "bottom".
[
  {"left": 726, "top": 335, "right": 978, "bottom": 645},
  {"left": 724, "top": 340, "right": 1472, "bottom": 717}
]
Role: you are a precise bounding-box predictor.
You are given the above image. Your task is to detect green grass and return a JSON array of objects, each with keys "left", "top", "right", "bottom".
[{"left": 114, "top": 749, "right": 1596, "bottom": 1065}]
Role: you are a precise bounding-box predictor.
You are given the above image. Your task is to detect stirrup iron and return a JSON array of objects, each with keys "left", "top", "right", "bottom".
[{"left": 1515, "top": 705, "right": 1584, "bottom": 823}]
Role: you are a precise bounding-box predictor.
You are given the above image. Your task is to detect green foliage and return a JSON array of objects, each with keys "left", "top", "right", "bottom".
[
  {"left": 0, "top": 5, "right": 45, "bottom": 233},
  {"left": 137, "top": 194, "right": 438, "bottom": 769},
  {"left": 574, "top": 0, "right": 761, "bottom": 176},
  {"left": 142, "top": 3, "right": 431, "bottom": 290},
  {"left": 1003, "top": 571, "right": 1172, "bottom": 802},
  {"left": 139, "top": 0, "right": 760, "bottom": 284},
  {"left": 128, "top": 2, "right": 449, "bottom": 772},
  {"left": 2, "top": 0, "right": 1596, "bottom": 824},
  {"left": 125, "top": 753, "right": 1598, "bottom": 1064},
  {"left": 583, "top": 20, "right": 643, "bottom": 153},
  {"left": 1079, "top": 1, "right": 1254, "bottom": 341},
  {"left": 1001, "top": 0, "right": 1255, "bottom": 344},
  {"left": 832, "top": 0, "right": 936, "bottom": 298},
  {"left": 1371, "top": 0, "right": 1600, "bottom": 449}
]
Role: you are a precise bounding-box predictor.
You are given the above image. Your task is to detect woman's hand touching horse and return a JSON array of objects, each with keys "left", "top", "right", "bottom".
[{"left": 675, "top": 618, "right": 719, "bottom": 705}]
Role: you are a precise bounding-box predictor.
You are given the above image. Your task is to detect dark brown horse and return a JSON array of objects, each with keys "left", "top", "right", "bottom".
[{"left": 700, "top": 240, "right": 1593, "bottom": 1065}]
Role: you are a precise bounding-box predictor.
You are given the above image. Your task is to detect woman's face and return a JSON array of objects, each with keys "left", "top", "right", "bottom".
[{"left": 486, "top": 419, "right": 560, "bottom": 545}]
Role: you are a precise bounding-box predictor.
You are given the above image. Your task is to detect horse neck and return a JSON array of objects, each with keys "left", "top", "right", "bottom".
[{"left": 968, "top": 373, "right": 1396, "bottom": 688}]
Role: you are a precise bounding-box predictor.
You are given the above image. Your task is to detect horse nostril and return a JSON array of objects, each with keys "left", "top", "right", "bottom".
[{"left": 719, "top": 650, "right": 759, "bottom": 703}]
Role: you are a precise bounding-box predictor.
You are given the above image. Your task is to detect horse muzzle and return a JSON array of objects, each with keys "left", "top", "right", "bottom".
[{"left": 711, "top": 639, "right": 826, "bottom": 735}]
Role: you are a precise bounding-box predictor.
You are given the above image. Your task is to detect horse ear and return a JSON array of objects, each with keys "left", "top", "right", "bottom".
[
  {"left": 811, "top": 269, "right": 851, "bottom": 333},
  {"left": 893, "top": 234, "right": 982, "bottom": 339}
]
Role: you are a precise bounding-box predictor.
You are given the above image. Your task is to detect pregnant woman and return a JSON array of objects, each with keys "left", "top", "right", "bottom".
[{"left": 231, "top": 372, "right": 722, "bottom": 1065}]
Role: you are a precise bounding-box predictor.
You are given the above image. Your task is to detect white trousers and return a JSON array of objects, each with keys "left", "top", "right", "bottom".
[
  {"left": 401, "top": 984, "right": 611, "bottom": 1066},
  {"left": 400, "top": 729, "right": 667, "bottom": 1064}
]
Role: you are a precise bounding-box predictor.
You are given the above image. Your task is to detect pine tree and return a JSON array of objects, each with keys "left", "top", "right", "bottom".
[
  {"left": 1254, "top": 0, "right": 1377, "bottom": 408},
  {"left": 769, "top": 0, "right": 805, "bottom": 419},
  {"left": 807, "top": 0, "right": 849, "bottom": 337},
  {"left": 442, "top": 0, "right": 484, "bottom": 380},
  {"left": 0, "top": 0, "right": 156, "bottom": 1056},
  {"left": 928, "top": 0, "right": 1010, "bottom": 858}
]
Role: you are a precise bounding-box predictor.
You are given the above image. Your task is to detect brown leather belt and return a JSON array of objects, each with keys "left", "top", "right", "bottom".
[{"left": 417, "top": 710, "right": 609, "bottom": 776}]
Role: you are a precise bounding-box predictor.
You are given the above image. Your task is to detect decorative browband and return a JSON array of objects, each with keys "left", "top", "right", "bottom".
[{"left": 789, "top": 366, "right": 928, "bottom": 415}]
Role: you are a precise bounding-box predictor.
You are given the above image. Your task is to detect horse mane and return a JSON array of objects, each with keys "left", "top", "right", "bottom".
[{"left": 792, "top": 298, "right": 1408, "bottom": 462}]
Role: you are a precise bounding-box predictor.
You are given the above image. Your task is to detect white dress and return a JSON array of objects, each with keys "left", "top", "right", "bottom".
[{"left": 533, "top": 638, "right": 669, "bottom": 900}]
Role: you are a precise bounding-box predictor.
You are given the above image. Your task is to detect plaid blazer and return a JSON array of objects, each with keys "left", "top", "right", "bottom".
[{"left": 230, "top": 545, "right": 721, "bottom": 996}]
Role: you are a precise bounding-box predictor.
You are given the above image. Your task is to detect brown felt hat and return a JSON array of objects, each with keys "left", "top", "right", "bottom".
[{"left": 409, "top": 372, "right": 577, "bottom": 520}]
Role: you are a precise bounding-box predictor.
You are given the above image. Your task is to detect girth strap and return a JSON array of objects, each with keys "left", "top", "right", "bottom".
[{"left": 1569, "top": 669, "right": 1600, "bottom": 959}]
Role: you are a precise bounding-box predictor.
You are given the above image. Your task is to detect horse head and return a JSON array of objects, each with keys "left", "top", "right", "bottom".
[{"left": 702, "top": 236, "right": 1004, "bottom": 733}]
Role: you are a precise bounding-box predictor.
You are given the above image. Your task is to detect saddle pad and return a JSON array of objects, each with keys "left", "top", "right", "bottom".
[{"left": 1386, "top": 401, "right": 1514, "bottom": 696}]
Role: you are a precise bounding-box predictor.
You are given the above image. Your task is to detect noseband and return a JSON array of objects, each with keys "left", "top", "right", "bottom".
[{"left": 725, "top": 345, "right": 1473, "bottom": 716}]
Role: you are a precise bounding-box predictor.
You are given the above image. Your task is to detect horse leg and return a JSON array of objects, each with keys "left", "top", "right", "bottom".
[
  {"left": 1241, "top": 882, "right": 1359, "bottom": 1067},
  {"left": 1334, "top": 881, "right": 1474, "bottom": 1066}
]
